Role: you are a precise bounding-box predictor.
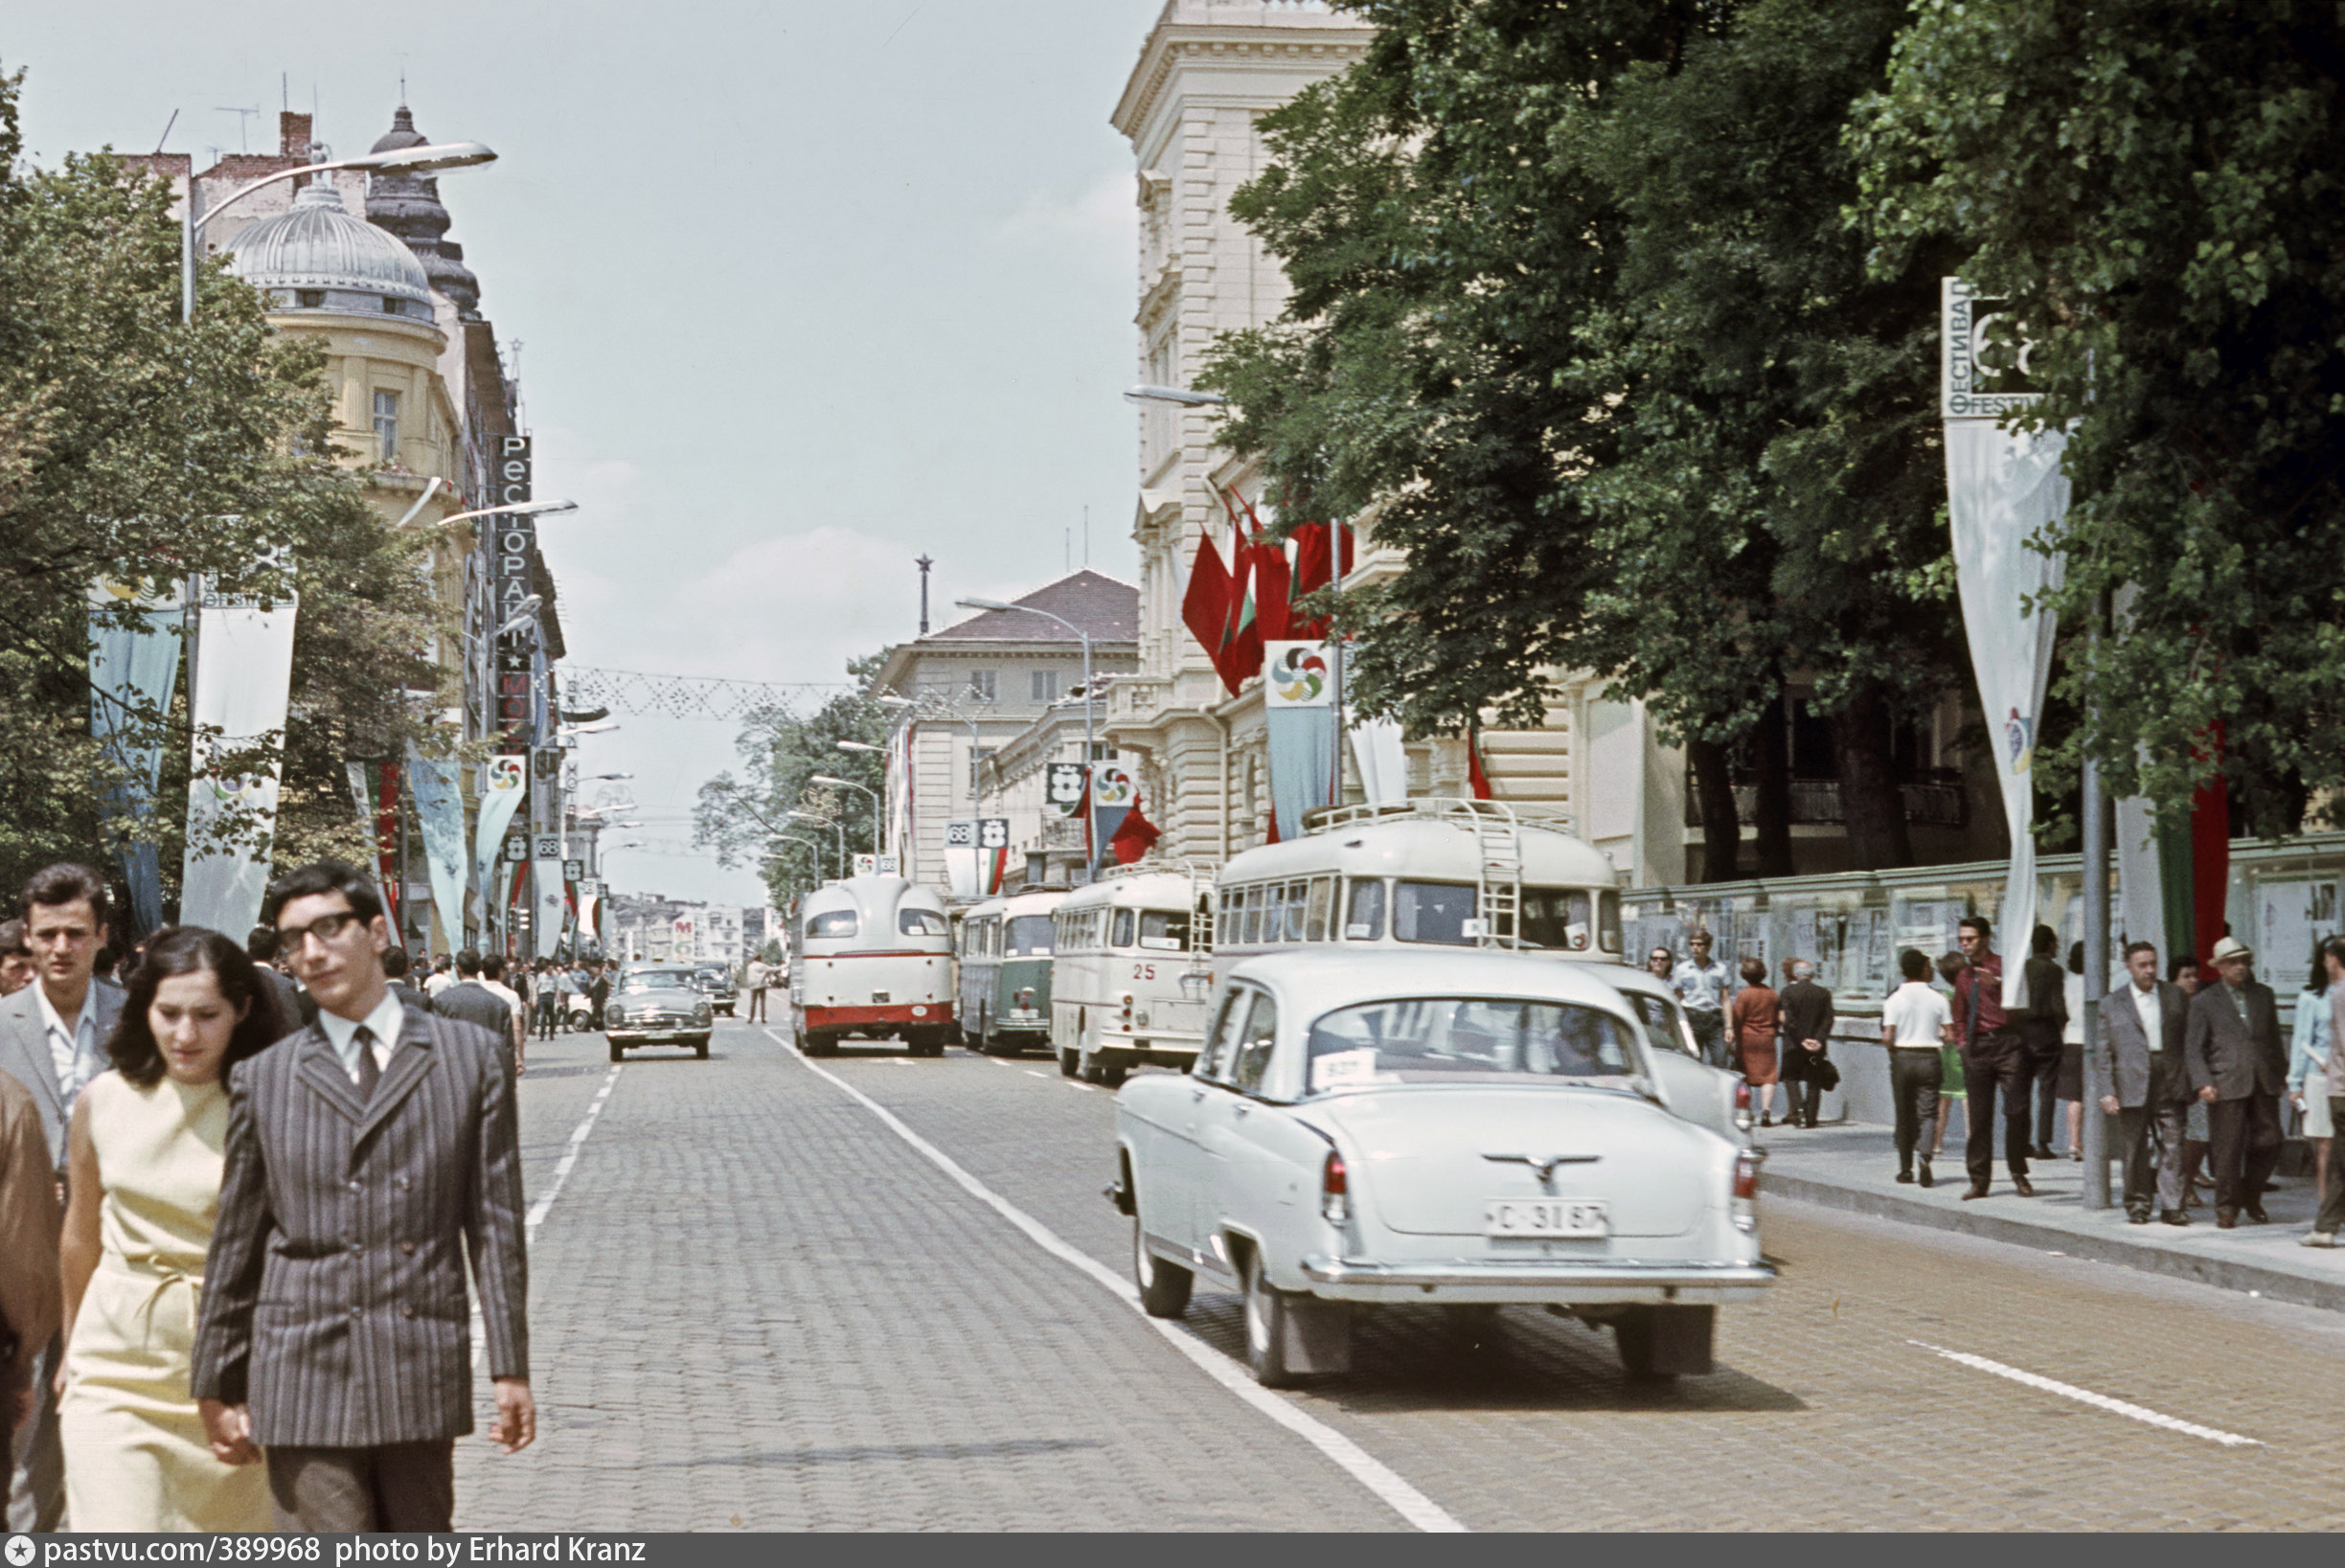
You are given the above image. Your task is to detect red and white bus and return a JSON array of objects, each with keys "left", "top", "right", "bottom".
[{"left": 790, "top": 875, "right": 956, "bottom": 1057}]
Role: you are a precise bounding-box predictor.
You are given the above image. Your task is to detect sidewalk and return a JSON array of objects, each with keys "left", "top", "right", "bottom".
[{"left": 1756, "top": 1120, "right": 2345, "bottom": 1313}]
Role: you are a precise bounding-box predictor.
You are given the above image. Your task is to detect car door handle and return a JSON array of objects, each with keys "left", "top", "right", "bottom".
[
  {"left": 1190, "top": 1087, "right": 1206, "bottom": 1102},
  {"left": 1232, "top": 1102, "right": 1249, "bottom": 1117}
]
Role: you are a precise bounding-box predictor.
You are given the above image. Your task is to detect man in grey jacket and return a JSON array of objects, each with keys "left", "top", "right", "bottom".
[
  {"left": 193, "top": 862, "right": 534, "bottom": 1531},
  {"left": 2184, "top": 935, "right": 2288, "bottom": 1228},
  {"left": 0, "top": 863, "right": 124, "bottom": 1531},
  {"left": 2097, "top": 941, "right": 2195, "bottom": 1225}
]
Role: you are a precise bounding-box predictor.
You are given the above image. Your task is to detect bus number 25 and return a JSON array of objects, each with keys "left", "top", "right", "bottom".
[{"left": 1131, "top": 964, "right": 1156, "bottom": 982}]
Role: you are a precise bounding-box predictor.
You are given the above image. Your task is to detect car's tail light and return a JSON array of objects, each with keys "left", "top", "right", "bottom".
[
  {"left": 1016, "top": 988, "right": 1036, "bottom": 1009},
  {"left": 1118, "top": 993, "right": 1135, "bottom": 1033},
  {"left": 1733, "top": 1080, "right": 1753, "bottom": 1132},
  {"left": 1732, "top": 1149, "right": 1760, "bottom": 1233},
  {"left": 1320, "top": 1150, "right": 1349, "bottom": 1224}
]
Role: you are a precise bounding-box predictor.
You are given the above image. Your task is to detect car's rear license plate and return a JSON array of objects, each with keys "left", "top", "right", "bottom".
[{"left": 1485, "top": 1198, "right": 1606, "bottom": 1238}]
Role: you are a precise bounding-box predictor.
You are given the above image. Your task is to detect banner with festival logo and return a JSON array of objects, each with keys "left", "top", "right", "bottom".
[
  {"left": 1943, "top": 278, "right": 2068, "bottom": 1007},
  {"left": 474, "top": 752, "right": 528, "bottom": 900},
  {"left": 1088, "top": 762, "right": 1136, "bottom": 866},
  {"left": 534, "top": 847, "right": 567, "bottom": 959},
  {"left": 180, "top": 569, "right": 298, "bottom": 938},
  {"left": 88, "top": 576, "right": 186, "bottom": 939},
  {"left": 1264, "top": 641, "right": 1338, "bottom": 843},
  {"left": 405, "top": 743, "right": 468, "bottom": 956}
]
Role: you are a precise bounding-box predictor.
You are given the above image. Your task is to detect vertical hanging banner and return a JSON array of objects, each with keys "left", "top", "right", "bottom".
[
  {"left": 181, "top": 567, "right": 297, "bottom": 938},
  {"left": 474, "top": 753, "right": 528, "bottom": 898},
  {"left": 1088, "top": 763, "right": 1135, "bottom": 859},
  {"left": 375, "top": 761, "right": 401, "bottom": 927},
  {"left": 1264, "top": 642, "right": 1338, "bottom": 842},
  {"left": 979, "top": 816, "right": 1012, "bottom": 895},
  {"left": 88, "top": 578, "right": 185, "bottom": 939},
  {"left": 944, "top": 819, "right": 978, "bottom": 898},
  {"left": 534, "top": 839, "right": 566, "bottom": 959},
  {"left": 1944, "top": 278, "right": 2069, "bottom": 1007},
  {"left": 405, "top": 744, "right": 468, "bottom": 956}
]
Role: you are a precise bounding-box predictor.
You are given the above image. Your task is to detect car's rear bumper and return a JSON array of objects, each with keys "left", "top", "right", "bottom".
[
  {"left": 1297, "top": 1254, "right": 1775, "bottom": 1306},
  {"left": 806, "top": 1002, "right": 953, "bottom": 1031},
  {"left": 608, "top": 1026, "right": 708, "bottom": 1042}
]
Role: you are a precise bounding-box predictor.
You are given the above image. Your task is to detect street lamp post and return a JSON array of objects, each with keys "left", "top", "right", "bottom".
[
  {"left": 787, "top": 811, "right": 847, "bottom": 879},
  {"left": 955, "top": 599, "right": 1097, "bottom": 881},
  {"left": 808, "top": 773, "right": 882, "bottom": 863},
  {"left": 180, "top": 139, "right": 496, "bottom": 321}
]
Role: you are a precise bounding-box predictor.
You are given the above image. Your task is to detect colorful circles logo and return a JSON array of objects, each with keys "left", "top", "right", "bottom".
[{"left": 1274, "top": 646, "right": 1328, "bottom": 704}]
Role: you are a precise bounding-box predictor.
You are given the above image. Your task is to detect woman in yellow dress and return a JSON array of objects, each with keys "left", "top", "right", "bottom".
[{"left": 57, "top": 926, "right": 291, "bottom": 1532}]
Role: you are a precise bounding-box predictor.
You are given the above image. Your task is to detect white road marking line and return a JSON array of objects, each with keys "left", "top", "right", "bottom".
[
  {"left": 529, "top": 1064, "right": 623, "bottom": 1236},
  {"left": 1907, "top": 1340, "right": 2263, "bottom": 1448},
  {"left": 1024, "top": 1070, "right": 1051, "bottom": 1079},
  {"left": 477, "top": 1062, "right": 623, "bottom": 1371},
  {"left": 762, "top": 1026, "right": 1466, "bottom": 1534}
]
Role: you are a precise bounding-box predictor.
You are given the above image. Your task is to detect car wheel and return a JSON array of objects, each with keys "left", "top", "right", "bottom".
[
  {"left": 1243, "top": 1249, "right": 1302, "bottom": 1388},
  {"left": 694, "top": 1035, "right": 711, "bottom": 1059},
  {"left": 1133, "top": 1218, "right": 1192, "bottom": 1319},
  {"left": 608, "top": 1040, "right": 626, "bottom": 1063},
  {"left": 913, "top": 1033, "right": 945, "bottom": 1058},
  {"left": 1097, "top": 1061, "right": 1127, "bottom": 1088},
  {"left": 807, "top": 1031, "right": 838, "bottom": 1057},
  {"left": 1613, "top": 1304, "right": 1714, "bottom": 1382},
  {"left": 1058, "top": 1046, "right": 1079, "bottom": 1078}
]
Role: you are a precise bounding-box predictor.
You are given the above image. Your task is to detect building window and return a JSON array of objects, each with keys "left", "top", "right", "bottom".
[
  {"left": 372, "top": 390, "right": 400, "bottom": 463},
  {"left": 968, "top": 669, "right": 998, "bottom": 703},
  {"left": 972, "top": 746, "right": 993, "bottom": 791},
  {"left": 1031, "top": 669, "right": 1059, "bottom": 704},
  {"left": 296, "top": 288, "right": 324, "bottom": 308}
]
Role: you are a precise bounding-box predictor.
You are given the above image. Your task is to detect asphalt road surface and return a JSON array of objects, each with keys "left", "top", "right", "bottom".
[{"left": 452, "top": 1017, "right": 2345, "bottom": 1532}]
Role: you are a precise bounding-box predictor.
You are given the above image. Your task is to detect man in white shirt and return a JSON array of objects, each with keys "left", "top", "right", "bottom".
[
  {"left": 1881, "top": 947, "right": 1953, "bottom": 1188},
  {"left": 0, "top": 863, "right": 125, "bottom": 1530},
  {"left": 477, "top": 955, "right": 529, "bottom": 1075},
  {"left": 1670, "top": 929, "right": 1737, "bottom": 1070},
  {"left": 744, "top": 957, "right": 771, "bottom": 1024},
  {"left": 422, "top": 957, "right": 454, "bottom": 997}
]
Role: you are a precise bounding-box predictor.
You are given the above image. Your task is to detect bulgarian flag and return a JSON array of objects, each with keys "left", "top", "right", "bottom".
[
  {"left": 1468, "top": 722, "right": 1494, "bottom": 801},
  {"left": 1182, "top": 529, "right": 1239, "bottom": 689}
]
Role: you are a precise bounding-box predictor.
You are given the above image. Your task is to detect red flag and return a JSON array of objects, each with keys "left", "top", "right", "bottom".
[
  {"left": 1182, "top": 531, "right": 1239, "bottom": 688},
  {"left": 1467, "top": 724, "right": 1494, "bottom": 802},
  {"left": 1230, "top": 489, "right": 1292, "bottom": 643},
  {"left": 2191, "top": 724, "right": 2229, "bottom": 963},
  {"left": 1213, "top": 485, "right": 1267, "bottom": 688},
  {"left": 1109, "top": 792, "right": 1161, "bottom": 865}
]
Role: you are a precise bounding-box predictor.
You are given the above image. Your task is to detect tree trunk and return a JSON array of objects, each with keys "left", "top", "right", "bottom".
[
  {"left": 1751, "top": 688, "right": 1794, "bottom": 877},
  {"left": 1686, "top": 737, "right": 1742, "bottom": 883},
  {"left": 1832, "top": 683, "right": 1914, "bottom": 870}
]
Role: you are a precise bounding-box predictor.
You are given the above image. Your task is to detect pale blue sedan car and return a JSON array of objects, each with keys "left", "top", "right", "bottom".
[{"left": 1107, "top": 949, "right": 1773, "bottom": 1386}]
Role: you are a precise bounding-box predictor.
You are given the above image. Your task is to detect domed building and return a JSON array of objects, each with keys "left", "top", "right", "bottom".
[{"left": 223, "top": 176, "right": 461, "bottom": 493}]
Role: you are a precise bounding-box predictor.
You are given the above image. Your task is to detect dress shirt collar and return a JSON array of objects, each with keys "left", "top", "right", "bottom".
[
  {"left": 316, "top": 988, "right": 405, "bottom": 1076},
  {"left": 33, "top": 980, "right": 86, "bottom": 1046},
  {"left": 2131, "top": 978, "right": 2161, "bottom": 1045}
]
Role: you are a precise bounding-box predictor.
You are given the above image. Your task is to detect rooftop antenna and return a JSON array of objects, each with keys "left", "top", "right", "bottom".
[
  {"left": 1083, "top": 505, "right": 1090, "bottom": 567},
  {"left": 916, "top": 555, "right": 934, "bottom": 636},
  {"left": 214, "top": 105, "right": 260, "bottom": 153},
  {"left": 282, "top": 73, "right": 288, "bottom": 111},
  {"left": 152, "top": 108, "right": 178, "bottom": 154}
]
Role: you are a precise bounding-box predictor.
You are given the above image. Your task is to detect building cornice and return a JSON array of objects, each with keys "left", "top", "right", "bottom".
[{"left": 1113, "top": 13, "right": 1377, "bottom": 148}]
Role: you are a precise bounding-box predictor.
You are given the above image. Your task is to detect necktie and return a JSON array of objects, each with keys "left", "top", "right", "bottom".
[{"left": 353, "top": 1025, "right": 381, "bottom": 1103}]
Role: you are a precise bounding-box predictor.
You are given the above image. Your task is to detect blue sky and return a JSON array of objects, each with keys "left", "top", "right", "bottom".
[{"left": 11, "top": 0, "right": 1161, "bottom": 903}]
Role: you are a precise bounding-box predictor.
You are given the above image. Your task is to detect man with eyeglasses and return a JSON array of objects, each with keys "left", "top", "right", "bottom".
[
  {"left": 192, "top": 862, "right": 533, "bottom": 1532},
  {"left": 0, "top": 862, "right": 125, "bottom": 1530}
]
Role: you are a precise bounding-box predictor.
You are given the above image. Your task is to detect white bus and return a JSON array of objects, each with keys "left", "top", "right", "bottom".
[
  {"left": 1049, "top": 869, "right": 1213, "bottom": 1085},
  {"left": 1210, "top": 798, "right": 1625, "bottom": 972},
  {"left": 790, "top": 875, "right": 956, "bottom": 1057}
]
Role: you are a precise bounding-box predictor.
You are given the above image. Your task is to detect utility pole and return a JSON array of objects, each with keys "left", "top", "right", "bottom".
[{"left": 2081, "top": 586, "right": 2112, "bottom": 1209}]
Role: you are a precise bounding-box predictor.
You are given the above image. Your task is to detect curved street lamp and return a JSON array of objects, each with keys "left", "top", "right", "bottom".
[
  {"left": 957, "top": 598, "right": 1099, "bottom": 878},
  {"left": 182, "top": 139, "right": 497, "bottom": 320}
]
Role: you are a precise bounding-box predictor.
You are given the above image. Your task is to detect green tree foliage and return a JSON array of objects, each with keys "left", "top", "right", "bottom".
[
  {"left": 0, "top": 64, "right": 444, "bottom": 909},
  {"left": 1203, "top": 0, "right": 1964, "bottom": 875},
  {"left": 1852, "top": 1, "right": 2345, "bottom": 830},
  {"left": 694, "top": 655, "right": 888, "bottom": 907}
]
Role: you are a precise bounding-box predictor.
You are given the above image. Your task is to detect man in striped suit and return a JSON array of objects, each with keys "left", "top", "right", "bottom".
[{"left": 193, "top": 862, "right": 534, "bottom": 1532}]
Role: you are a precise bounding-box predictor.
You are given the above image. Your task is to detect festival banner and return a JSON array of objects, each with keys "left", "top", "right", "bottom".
[
  {"left": 1089, "top": 763, "right": 1136, "bottom": 860},
  {"left": 405, "top": 743, "right": 468, "bottom": 955},
  {"left": 88, "top": 577, "right": 185, "bottom": 939},
  {"left": 534, "top": 856, "right": 567, "bottom": 959},
  {"left": 1264, "top": 642, "right": 1337, "bottom": 842},
  {"left": 1943, "top": 278, "right": 2069, "bottom": 1008},
  {"left": 474, "top": 752, "right": 528, "bottom": 899},
  {"left": 180, "top": 570, "right": 298, "bottom": 938},
  {"left": 944, "top": 819, "right": 978, "bottom": 898}
]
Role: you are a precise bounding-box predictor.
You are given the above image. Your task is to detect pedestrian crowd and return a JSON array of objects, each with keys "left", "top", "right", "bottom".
[
  {"left": 0, "top": 859, "right": 542, "bottom": 1534},
  {"left": 1651, "top": 914, "right": 2340, "bottom": 1240}
]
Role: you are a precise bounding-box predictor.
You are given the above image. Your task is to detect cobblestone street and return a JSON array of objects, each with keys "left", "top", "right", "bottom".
[{"left": 454, "top": 1019, "right": 2345, "bottom": 1532}]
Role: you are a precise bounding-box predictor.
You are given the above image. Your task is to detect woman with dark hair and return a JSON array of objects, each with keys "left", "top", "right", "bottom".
[
  {"left": 53, "top": 927, "right": 283, "bottom": 1531},
  {"left": 2288, "top": 940, "right": 2334, "bottom": 1211}
]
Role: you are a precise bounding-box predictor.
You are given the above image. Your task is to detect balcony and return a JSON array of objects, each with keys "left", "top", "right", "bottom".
[{"left": 1686, "top": 779, "right": 1969, "bottom": 829}]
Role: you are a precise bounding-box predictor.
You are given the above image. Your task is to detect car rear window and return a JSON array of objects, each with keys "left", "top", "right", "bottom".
[
  {"left": 1304, "top": 996, "right": 1643, "bottom": 1093},
  {"left": 623, "top": 970, "right": 693, "bottom": 993},
  {"left": 808, "top": 911, "right": 857, "bottom": 939},
  {"left": 899, "top": 908, "right": 949, "bottom": 937}
]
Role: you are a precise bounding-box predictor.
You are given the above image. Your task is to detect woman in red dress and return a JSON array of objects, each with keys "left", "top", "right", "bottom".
[{"left": 1729, "top": 957, "right": 1782, "bottom": 1126}]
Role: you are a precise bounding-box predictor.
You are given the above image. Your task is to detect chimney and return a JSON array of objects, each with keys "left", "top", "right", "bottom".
[{"left": 278, "top": 111, "right": 312, "bottom": 160}]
